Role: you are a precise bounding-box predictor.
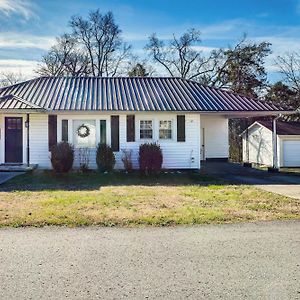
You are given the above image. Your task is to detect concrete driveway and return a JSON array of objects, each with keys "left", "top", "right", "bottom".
[
  {"left": 0, "top": 172, "right": 24, "bottom": 185},
  {"left": 203, "top": 162, "right": 300, "bottom": 199},
  {"left": 0, "top": 221, "right": 299, "bottom": 300}
]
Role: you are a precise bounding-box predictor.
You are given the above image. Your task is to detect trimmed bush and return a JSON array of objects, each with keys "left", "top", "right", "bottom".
[
  {"left": 50, "top": 142, "right": 74, "bottom": 173},
  {"left": 139, "top": 143, "right": 163, "bottom": 175},
  {"left": 96, "top": 143, "right": 116, "bottom": 172}
]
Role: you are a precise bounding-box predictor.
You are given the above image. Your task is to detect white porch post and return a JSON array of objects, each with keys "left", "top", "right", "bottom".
[
  {"left": 272, "top": 115, "right": 281, "bottom": 169},
  {"left": 25, "top": 113, "right": 30, "bottom": 166},
  {"left": 245, "top": 118, "right": 249, "bottom": 163}
]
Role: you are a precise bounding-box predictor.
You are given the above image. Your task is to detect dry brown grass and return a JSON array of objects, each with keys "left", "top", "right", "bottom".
[{"left": 0, "top": 174, "right": 299, "bottom": 227}]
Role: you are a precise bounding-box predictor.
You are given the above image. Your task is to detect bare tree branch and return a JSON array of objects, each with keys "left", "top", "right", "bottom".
[
  {"left": 37, "top": 10, "right": 132, "bottom": 77},
  {"left": 275, "top": 52, "right": 300, "bottom": 93},
  {"left": 0, "top": 71, "right": 26, "bottom": 87}
]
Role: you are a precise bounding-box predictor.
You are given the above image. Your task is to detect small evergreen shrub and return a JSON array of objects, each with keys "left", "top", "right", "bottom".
[
  {"left": 139, "top": 143, "right": 163, "bottom": 175},
  {"left": 50, "top": 142, "right": 74, "bottom": 173},
  {"left": 96, "top": 143, "right": 116, "bottom": 172}
]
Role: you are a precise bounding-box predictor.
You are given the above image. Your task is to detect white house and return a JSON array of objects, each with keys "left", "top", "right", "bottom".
[
  {"left": 242, "top": 120, "right": 300, "bottom": 168},
  {"left": 0, "top": 77, "right": 292, "bottom": 170}
]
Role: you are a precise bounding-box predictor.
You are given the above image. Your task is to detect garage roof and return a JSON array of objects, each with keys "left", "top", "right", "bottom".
[
  {"left": 0, "top": 76, "right": 291, "bottom": 112},
  {"left": 258, "top": 120, "right": 300, "bottom": 135}
]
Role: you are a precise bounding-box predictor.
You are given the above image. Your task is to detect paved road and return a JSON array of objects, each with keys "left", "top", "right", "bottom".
[{"left": 0, "top": 221, "right": 299, "bottom": 299}]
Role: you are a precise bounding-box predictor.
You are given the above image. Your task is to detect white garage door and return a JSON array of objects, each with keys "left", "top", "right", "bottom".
[{"left": 283, "top": 140, "right": 300, "bottom": 167}]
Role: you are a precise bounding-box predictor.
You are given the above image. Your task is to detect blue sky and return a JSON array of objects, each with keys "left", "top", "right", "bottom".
[{"left": 1, "top": 0, "right": 300, "bottom": 80}]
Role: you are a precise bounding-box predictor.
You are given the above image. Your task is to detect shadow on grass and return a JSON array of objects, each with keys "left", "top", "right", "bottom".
[{"left": 0, "top": 170, "right": 222, "bottom": 192}]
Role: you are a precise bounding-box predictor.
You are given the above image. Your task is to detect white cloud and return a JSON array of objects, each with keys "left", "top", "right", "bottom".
[
  {"left": 0, "top": 59, "right": 39, "bottom": 78},
  {"left": 191, "top": 46, "right": 218, "bottom": 53},
  {"left": 0, "top": 32, "right": 55, "bottom": 49},
  {"left": 253, "top": 36, "right": 300, "bottom": 73},
  {"left": 0, "top": 0, "right": 35, "bottom": 20}
]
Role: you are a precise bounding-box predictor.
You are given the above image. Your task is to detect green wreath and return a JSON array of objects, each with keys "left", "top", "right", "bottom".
[{"left": 77, "top": 124, "right": 90, "bottom": 138}]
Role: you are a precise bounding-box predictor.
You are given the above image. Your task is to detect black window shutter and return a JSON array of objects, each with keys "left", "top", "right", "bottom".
[
  {"left": 111, "top": 116, "right": 119, "bottom": 151},
  {"left": 177, "top": 115, "right": 185, "bottom": 142},
  {"left": 62, "top": 120, "right": 68, "bottom": 142},
  {"left": 48, "top": 115, "right": 57, "bottom": 150},
  {"left": 126, "top": 115, "right": 135, "bottom": 142}
]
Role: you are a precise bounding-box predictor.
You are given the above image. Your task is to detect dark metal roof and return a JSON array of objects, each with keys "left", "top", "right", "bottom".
[
  {"left": 258, "top": 120, "right": 300, "bottom": 135},
  {"left": 0, "top": 76, "right": 290, "bottom": 112},
  {"left": 0, "top": 94, "right": 44, "bottom": 110}
]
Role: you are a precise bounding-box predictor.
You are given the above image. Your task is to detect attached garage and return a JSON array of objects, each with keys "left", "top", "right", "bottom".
[{"left": 242, "top": 120, "right": 300, "bottom": 168}]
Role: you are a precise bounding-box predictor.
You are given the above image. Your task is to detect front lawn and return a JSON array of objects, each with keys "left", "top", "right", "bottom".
[{"left": 0, "top": 171, "right": 299, "bottom": 227}]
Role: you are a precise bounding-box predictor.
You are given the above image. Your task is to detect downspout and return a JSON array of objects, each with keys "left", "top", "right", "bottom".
[{"left": 26, "top": 114, "right": 30, "bottom": 167}]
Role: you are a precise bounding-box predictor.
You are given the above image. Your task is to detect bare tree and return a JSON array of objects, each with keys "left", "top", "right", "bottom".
[
  {"left": 37, "top": 34, "right": 90, "bottom": 76},
  {"left": 145, "top": 28, "right": 223, "bottom": 82},
  {"left": 36, "top": 10, "right": 132, "bottom": 77},
  {"left": 276, "top": 52, "right": 300, "bottom": 93},
  {"left": 0, "top": 71, "right": 26, "bottom": 87},
  {"left": 146, "top": 32, "right": 271, "bottom": 97},
  {"left": 69, "top": 10, "right": 131, "bottom": 77}
]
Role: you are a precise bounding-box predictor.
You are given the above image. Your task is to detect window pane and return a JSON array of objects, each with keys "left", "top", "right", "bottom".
[
  {"left": 73, "top": 120, "right": 96, "bottom": 148},
  {"left": 62, "top": 120, "right": 68, "bottom": 142},
  {"left": 140, "top": 120, "right": 152, "bottom": 139},
  {"left": 100, "top": 120, "right": 106, "bottom": 144},
  {"left": 159, "top": 120, "right": 172, "bottom": 139}
]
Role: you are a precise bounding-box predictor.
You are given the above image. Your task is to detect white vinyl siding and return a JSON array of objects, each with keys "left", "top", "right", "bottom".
[
  {"left": 115, "top": 113, "right": 201, "bottom": 169},
  {"left": 200, "top": 115, "right": 229, "bottom": 159},
  {"left": 0, "top": 114, "right": 50, "bottom": 168},
  {"left": 29, "top": 114, "right": 50, "bottom": 168},
  {"left": 241, "top": 124, "right": 300, "bottom": 167},
  {"left": 0, "top": 112, "right": 230, "bottom": 170},
  {"left": 242, "top": 124, "right": 273, "bottom": 166}
]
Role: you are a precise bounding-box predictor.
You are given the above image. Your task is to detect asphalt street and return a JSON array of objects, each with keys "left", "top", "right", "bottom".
[{"left": 0, "top": 221, "right": 299, "bottom": 299}]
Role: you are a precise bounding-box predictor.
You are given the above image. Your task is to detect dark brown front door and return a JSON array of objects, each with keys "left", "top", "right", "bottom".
[{"left": 5, "top": 117, "right": 23, "bottom": 163}]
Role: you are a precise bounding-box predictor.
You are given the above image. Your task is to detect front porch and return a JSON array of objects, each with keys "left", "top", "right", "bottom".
[{"left": 0, "top": 163, "right": 38, "bottom": 172}]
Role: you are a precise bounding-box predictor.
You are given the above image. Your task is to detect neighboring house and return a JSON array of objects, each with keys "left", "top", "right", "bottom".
[
  {"left": 0, "top": 77, "right": 291, "bottom": 170},
  {"left": 242, "top": 120, "right": 300, "bottom": 167}
]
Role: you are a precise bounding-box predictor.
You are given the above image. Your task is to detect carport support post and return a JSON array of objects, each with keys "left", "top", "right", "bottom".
[
  {"left": 246, "top": 118, "right": 249, "bottom": 163},
  {"left": 272, "top": 116, "right": 278, "bottom": 170},
  {"left": 25, "top": 114, "right": 30, "bottom": 167}
]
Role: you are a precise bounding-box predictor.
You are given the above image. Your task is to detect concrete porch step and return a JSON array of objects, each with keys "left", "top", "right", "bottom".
[{"left": 0, "top": 164, "right": 38, "bottom": 172}]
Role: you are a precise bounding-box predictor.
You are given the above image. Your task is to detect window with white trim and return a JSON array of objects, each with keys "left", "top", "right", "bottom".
[
  {"left": 159, "top": 120, "right": 172, "bottom": 139},
  {"left": 140, "top": 120, "right": 153, "bottom": 139}
]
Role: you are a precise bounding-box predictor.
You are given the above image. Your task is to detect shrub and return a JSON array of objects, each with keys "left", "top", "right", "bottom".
[
  {"left": 50, "top": 142, "right": 74, "bottom": 173},
  {"left": 78, "top": 148, "right": 90, "bottom": 172},
  {"left": 96, "top": 143, "right": 116, "bottom": 172},
  {"left": 139, "top": 143, "right": 163, "bottom": 175},
  {"left": 121, "top": 149, "right": 133, "bottom": 172}
]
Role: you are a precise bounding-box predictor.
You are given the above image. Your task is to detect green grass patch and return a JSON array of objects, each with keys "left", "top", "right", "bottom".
[{"left": 0, "top": 170, "right": 299, "bottom": 227}]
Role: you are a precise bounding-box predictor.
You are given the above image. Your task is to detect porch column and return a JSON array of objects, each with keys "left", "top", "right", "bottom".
[
  {"left": 272, "top": 116, "right": 280, "bottom": 170},
  {"left": 25, "top": 113, "right": 30, "bottom": 166},
  {"left": 245, "top": 118, "right": 249, "bottom": 163}
]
